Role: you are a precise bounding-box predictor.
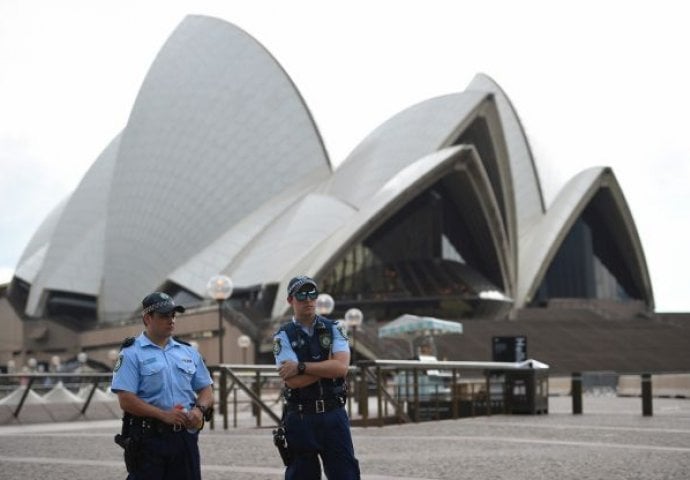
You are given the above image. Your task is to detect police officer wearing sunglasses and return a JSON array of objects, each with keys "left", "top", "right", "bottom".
[
  {"left": 273, "top": 275, "right": 361, "bottom": 480},
  {"left": 111, "top": 292, "right": 214, "bottom": 480}
]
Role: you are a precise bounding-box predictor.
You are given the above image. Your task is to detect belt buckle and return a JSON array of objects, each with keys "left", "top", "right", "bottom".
[
  {"left": 173, "top": 423, "right": 183, "bottom": 432},
  {"left": 315, "top": 399, "right": 325, "bottom": 413}
]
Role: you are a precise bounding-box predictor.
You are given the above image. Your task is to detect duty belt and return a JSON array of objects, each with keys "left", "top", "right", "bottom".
[
  {"left": 285, "top": 396, "right": 345, "bottom": 414},
  {"left": 127, "top": 415, "right": 184, "bottom": 434}
]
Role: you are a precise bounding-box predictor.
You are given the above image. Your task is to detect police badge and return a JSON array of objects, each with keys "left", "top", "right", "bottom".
[
  {"left": 273, "top": 338, "right": 282, "bottom": 356},
  {"left": 319, "top": 331, "right": 332, "bottom": 349}
]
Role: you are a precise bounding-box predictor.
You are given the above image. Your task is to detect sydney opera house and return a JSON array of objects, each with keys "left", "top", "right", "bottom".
[{"left": 1, "top": 15, "right": 687, "bottom": 374}]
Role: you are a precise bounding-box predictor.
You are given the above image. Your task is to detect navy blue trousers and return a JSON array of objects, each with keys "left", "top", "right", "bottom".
[
  {"left": 126, "top": 430, "right": 201, "bottom": 480},
  {"left": 284, "top": 407, "right": 360, "bottom": 480}
]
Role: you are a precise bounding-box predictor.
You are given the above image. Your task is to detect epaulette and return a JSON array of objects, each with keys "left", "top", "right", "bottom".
[
  {"left": 274, "top": 321, "right": 292, "bottom": 336},
  {"left": 173, "top": 336, "right": 192, "bottom": 347},
  {"left": 119, "top": 337, "right": 135, "bottom": 350}
]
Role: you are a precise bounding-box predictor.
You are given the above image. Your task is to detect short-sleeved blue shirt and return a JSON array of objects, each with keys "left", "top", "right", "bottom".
[
  {"left": 111, "top": 332, "right": 213, "bottom": 411},
  {"left": 273, "top": 317, "right": 350, "bottom": 366}
]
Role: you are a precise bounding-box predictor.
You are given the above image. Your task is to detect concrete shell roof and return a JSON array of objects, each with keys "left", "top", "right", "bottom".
[
  {"left": 270, "top": 143, "right": 518, "bottom": 317},
  {"left": 13, "top": 17, "right": 654, "bottom": 321},
  {"left": 325, "top": 91, "right": 488, "bottom": 208},
  {"left": 175, "top": 77, "right": 518, "bottom": 314},
  {"left": 19, "top": 135, "right": 120, "bottom": 315},
  {"left": 518, "top": 167, "right": 653, "bottom": 308},
  {"left": 466, "top": 74, "right": 546, "bottom": 232},
  {"left": 99, "top": 15, "right": 330, "bottom": 315},
  {"left": 15, "top": 199, "right": 66, "bottom": 285}
]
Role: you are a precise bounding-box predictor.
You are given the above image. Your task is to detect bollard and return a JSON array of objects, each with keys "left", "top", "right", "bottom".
[
  {"left": 571, "top": 372, "right": 583, "bottom": 415},
  {"left": 641, "top": 373, "right": 653, "bottom": 416},
  {"left": 359, "top": 369, "right": 369, "bottom": 424},
  {"left": 220, "top": 368, "right": 228, "bottom": 430}
]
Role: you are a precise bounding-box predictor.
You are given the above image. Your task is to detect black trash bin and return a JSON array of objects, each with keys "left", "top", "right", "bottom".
[{"left": 503, "top": 368, "right": 549, "bottom": 414}]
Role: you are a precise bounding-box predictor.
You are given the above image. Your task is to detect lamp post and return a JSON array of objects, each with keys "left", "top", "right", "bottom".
[
  {"left": 237, "top": 335, "right": 251, "bottom": 364},
  {"left": 315, "top": 293, "right": 335, "bottom": 316},
  {"left": 207, "top": 274, "right": 233, "bottom": 364},
  {"left": 76, "top": 352, "right": 87, "bottom": 372},
  {"left": 50, "top": 355, "right": 61, "bottom": 373},
  {"left": 27, "top": 357, "right": 37, "bottom": 372},
  {"left": 344, "top": 308, "right": 363, "bottom": 363},
  {"left": 344, "top": 308, "right": 364, "bottom": 414}
]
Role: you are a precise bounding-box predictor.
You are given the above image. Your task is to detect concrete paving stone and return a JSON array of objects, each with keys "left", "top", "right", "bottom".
[{"left": 0, "top": 396, "right": 689, "bottom": 479}]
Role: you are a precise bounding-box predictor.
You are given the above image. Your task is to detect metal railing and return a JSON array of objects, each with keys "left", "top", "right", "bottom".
[
  {"left": 206, "top": 359, "right": 551, "bottom": 429},
  {"left": 207, "top": 364, "right": 282, "bottom": 429},
  {"left": 0, "top": 360, "right": 549, "bottom": 426},
  {"left": 352, "top": 359, "right": 550, "bottom": 427},
  {"left": 2, "top": 364, "right": 677, "bottom": 426},
  {"left": 0, "top": 372, "right": 114, "bottom": 419}
]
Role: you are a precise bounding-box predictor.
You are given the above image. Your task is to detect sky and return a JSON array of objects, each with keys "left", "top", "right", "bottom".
[{"left": 1, "top": 0, "right": 688, "bottom": 312}]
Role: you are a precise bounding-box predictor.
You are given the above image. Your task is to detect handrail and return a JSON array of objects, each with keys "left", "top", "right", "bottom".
[
  {"left": 0, "top": 372, "right": 114, "bottom": 379},
  {"left": 2, "top": 365, "right": 675, "bottom": 426},
  {"left": 207, "top": 364, "right": 281, "bottom": 429},
  {"left": 351, "top": 358, "right": 551, "bottom": 426},
  {"left": 357, "top": 359, "right": 549, "bottom": 370},
  {"left": 0, "top": 372, "right": 114, "bottom": 419}
]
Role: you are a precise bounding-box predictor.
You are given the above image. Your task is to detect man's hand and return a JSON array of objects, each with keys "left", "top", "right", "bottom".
[
  {"left": 162, "top": 407, "right": 190, "bottom": 427},
  {"left": 185, "top": 407, "right": 204, "bottom": 430},
  {"left": 278, "top": 360, "right": 298, "bottom": 380}
]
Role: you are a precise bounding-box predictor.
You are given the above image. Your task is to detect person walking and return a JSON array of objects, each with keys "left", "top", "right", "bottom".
[
  {"left": 111, "top": 292, "right": 214, "bottom": 480},
  {"left": 273, "top": 275, "right": 361, "bottom": 480}
]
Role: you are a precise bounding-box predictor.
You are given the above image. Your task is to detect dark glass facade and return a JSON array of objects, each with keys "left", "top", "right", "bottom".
[
  {"left": 320, "top": 179, "right": 506, "bottom": 322},
  {"left": 532, "top": 192, "right": 642, "bottom": 305}
]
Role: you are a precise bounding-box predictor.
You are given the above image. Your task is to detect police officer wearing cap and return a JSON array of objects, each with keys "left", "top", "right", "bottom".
[
  {"left": 111, "top": 292, "right": 214, "bottom": 480},
  {"left": 273, "top": 275, "right": 361, "bottom": 480}
]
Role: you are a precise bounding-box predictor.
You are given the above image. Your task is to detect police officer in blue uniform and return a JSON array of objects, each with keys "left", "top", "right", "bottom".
[
  {"left": 273, "top": 275, "right": 361, "bottom": 480},
  {"left": 111, "top": 292, "right": 214, "bottom": 480}
]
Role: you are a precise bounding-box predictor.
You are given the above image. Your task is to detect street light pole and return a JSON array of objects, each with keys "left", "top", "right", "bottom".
[
  {"left": 206, "top": 274, "right": 233, "bottom": 364},
  {"left": 315, "top": 293, "right": 335, "bottom": 317},
  {"left": 216, "top": 300, "right": 224, "bottom": 363},
  {"left": 344, "top": 307, "right": 364, "bottom": 414},
  {"left": 237, "top": 335, "right": 251, "bottom": 364},
  {"left": 344, "top": 308, "right": 363, "bottom": 363}
]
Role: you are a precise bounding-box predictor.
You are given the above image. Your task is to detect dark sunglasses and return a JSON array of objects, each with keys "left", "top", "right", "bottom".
[{"left": 294, "top": 290, "right": 318, "bottom": 301}]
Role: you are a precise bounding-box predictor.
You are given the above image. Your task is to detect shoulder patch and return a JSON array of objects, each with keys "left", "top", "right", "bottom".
[
  {"left": 336, "top": 323, "right": 349, "bottom": 341},
  {"left": 119, "top": 337, "right": 135, "bottom": 350},
  {"left": 273, "top": 337, "right": 282, "bottom": 356},
  {"left": 113, "top": 354, "right": 123, "bottom": 372},
  {"left": 173, "top": 336, "right": 191, "bottom": 347}
]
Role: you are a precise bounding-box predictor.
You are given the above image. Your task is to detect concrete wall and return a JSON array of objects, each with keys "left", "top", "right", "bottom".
[
  {"left": 1, "top": 305, "right": 256, "bottom": 372},
  {"left": 0, "top": 298, "right": 23, "bottom": 365}
]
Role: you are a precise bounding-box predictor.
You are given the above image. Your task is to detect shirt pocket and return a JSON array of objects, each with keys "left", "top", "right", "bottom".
[
  {"left": 176, "top": 360, "right": 197, "bottom": 383},
  {"left": 140, "top": 361, "right": 165, "bottom": 395}
]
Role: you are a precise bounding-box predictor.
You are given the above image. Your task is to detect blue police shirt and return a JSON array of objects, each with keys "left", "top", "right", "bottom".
[
  {"left": 111, "top": 332, "right": 213, "bottom": 411},
  {"left": 273, "top": 317, "right": 350, "bottom": 366}
]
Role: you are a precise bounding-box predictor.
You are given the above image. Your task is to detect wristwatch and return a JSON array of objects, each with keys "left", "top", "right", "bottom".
[
  {"left": 297, "top": 362, "right": 306, "bottom": 375},
  {"left": 195, "top": 404, "right": 209, "bottom": 416}
]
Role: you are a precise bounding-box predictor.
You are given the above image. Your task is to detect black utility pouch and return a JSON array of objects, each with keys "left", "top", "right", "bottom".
[
  {"left": 114, "top": 433, "right": 142, "bottom": 473},
  {"left": 272, "top": 425, "right": 292, "bottom": 466}
]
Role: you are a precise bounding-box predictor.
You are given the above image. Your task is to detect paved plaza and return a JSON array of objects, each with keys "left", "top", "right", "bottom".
[{"left": 0, "top": 396, "right": 689, "bottom": 480}]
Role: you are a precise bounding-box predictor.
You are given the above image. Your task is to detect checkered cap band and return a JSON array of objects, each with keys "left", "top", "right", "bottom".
[
  {"left": 141, "top": 292, "right": 184, "bottom": 315},
  {"left": 287, "top": 275, "right": 317, "bottom": 296},
  {"left": 142, "top": 300, "right": 174, "bottom": 315}
]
